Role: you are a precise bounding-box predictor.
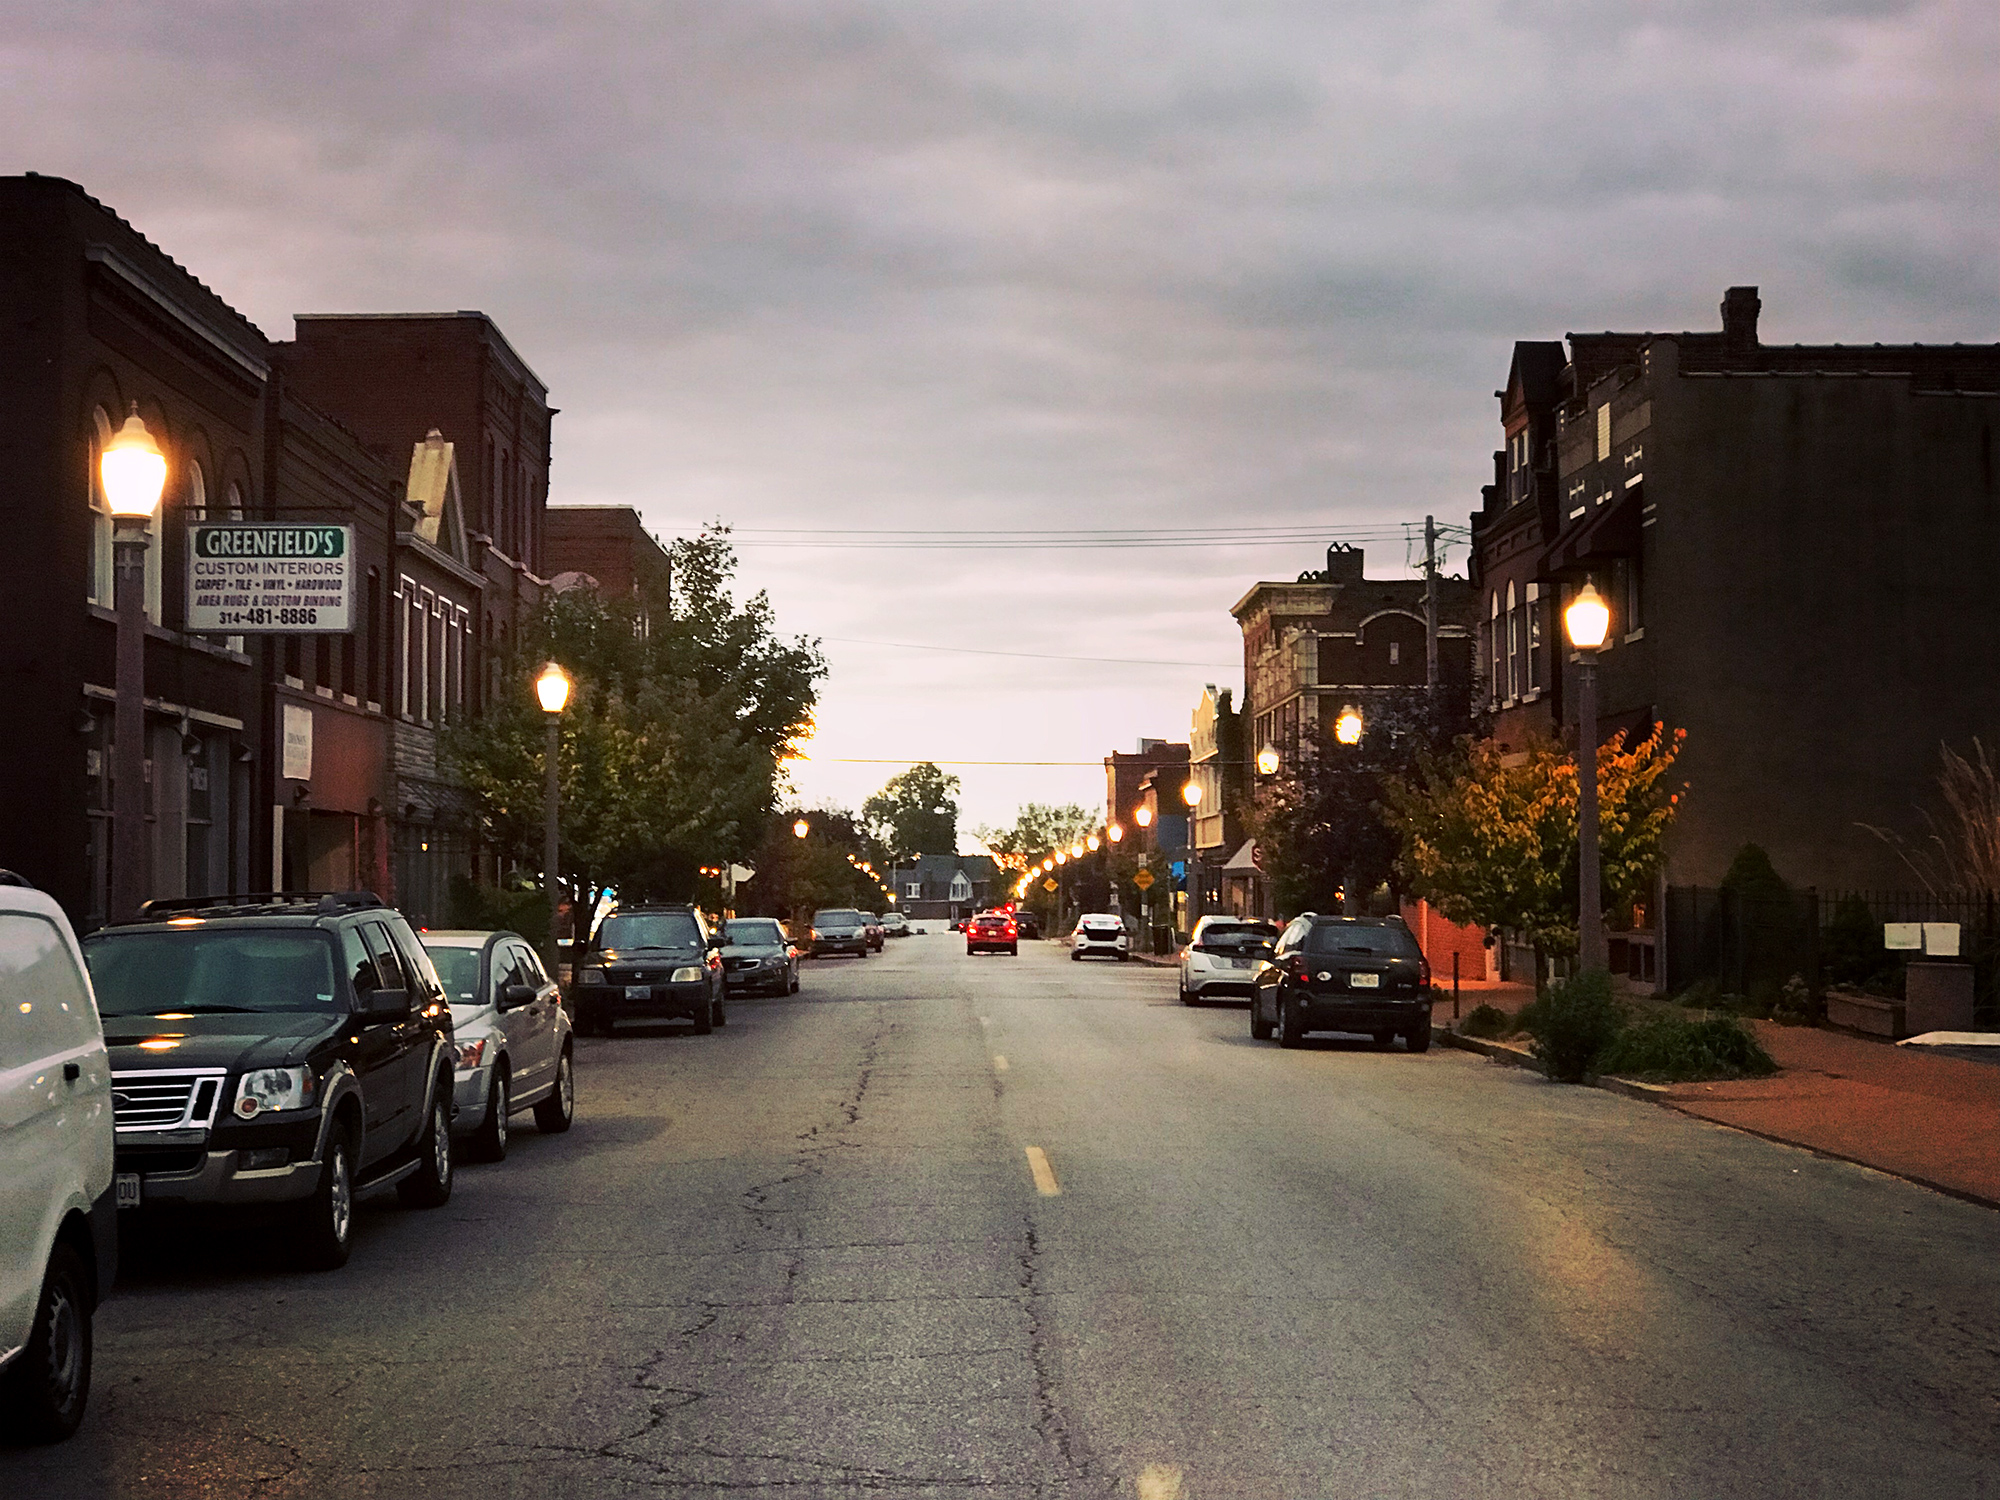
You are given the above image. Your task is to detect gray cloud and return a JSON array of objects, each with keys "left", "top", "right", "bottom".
[{"left": 4, "top": 0, "right": 1993, "bottom": 824}]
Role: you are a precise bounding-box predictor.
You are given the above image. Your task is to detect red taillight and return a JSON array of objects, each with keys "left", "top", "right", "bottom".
[
  {"left": 1419, "top": 955, "right": 1433, "bottom": 987},
  {"left": 1290, "top": 958, "right": 1311, "bottom": 981},
  {"left": 1004, "top": 923, "right": 1017, "bottom": 937}
]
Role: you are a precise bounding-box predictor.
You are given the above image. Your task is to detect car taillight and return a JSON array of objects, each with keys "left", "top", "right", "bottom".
[
  {"left": 1419, "top": 955, "right": 1432, "bottom": 987},
  {"left": 1004, "top": 923, "right": 1016, "bottom": 937},
  {"left": 1290, "top": 958, "right": 1311, "bottom": 981}
]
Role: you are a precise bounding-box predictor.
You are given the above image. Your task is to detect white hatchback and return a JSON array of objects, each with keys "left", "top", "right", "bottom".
[
  {"left": 0, "top": 875, "right": 115, "bottom": 1443},
  {"left": 1071, "top": 914, "right": 1130, "bottom": 961}
]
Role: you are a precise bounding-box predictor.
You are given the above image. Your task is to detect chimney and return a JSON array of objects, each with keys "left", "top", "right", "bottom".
[
  {"left": 1720, "top": 286, "right": 1761, "bottom": 358},
  {"left": 1324, "top": 544, "right": 1365, "bottom": 583}
]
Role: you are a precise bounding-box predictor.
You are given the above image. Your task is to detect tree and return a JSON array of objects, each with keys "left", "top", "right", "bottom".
[
  {"left": 444, "top": 526, "right": 825, "bottom": 945},
  {"left": 1254, "top": 688, "right": 1476, "bottom": 915},
  {"left": 977, "top": 804, "right": 1098, "bottom": 923},
  {"left": 1383, "top": 724, "right": 1685, "bottom": 969},
  {"left": 862, "top": 763, "right": 961, "bottom": 867}
]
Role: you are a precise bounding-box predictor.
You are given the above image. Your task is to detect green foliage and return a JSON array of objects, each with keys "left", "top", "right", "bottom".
[
  {"left": 442, "top": 527, "right": 824, "bottom": 941},
  {"left": 446, "top": 875, "right": 549, "bottom": 949},
  {"left": 1720, "top": 843, "right": 1790, "bottom": 905},
  {"left": 1774, "top": 973, "right": 1818, "bottom": 1025},
  {"left": 1822, "top": 894, "right": 1891, "bottom": 989},
  {"left": 1385, "top": 724, "right": 1685, "bottom": 961},
  {"left": 1457, "top": 1003, "right": 1512, "bottom": 1039},
  {"left": 1518, "top": 969, "right": 1625, "bottom": 1083},
  {"left": 980, "top": 803, "right": 1099, "bottom": 925},
  {"left": 1594, "top": 1011, "right": 1778, "bottom": 1082},
  {"left": 862, "top": 764, "right": 961, "bottom": 868}
]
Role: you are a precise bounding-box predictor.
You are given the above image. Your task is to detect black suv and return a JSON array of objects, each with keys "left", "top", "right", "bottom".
[
  {"left": 80, "top": 892, "right": 459, "bottom": 1271},
  {"left": 572, "top": 904, "right": 726, "bottom": 1036},
  {"left": 1249, "top": 914, "right": 1433, "bottom": 1052}
]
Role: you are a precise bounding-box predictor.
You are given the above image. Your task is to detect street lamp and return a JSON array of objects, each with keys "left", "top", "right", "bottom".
[
  {"left": 1070, "top": 842, "right": 1085, "bottom": 859},
  {"left": 793, "top": 817, "right": 810, "bottom": 839},
  {"left": 1565, "top": 580, "right": 1612, "bottom": 973},
  {"left": 1334, "top": 707, "right": 1364, "bottom": 746},
  {"left": 1107, "top": 823, "right": 1124, "bottom": 843},
  {"left": 536, "top": 663, "right": 571, "bottom": 973},
  {"left": 1086, "top": 833, "right": 1100, "bottom": 852},
  {"left": 102, "top": 405, "right": 167, "bottom": 920},
  {"left": 1256, "top": 743, "right": 1281, "bottom": 777},
  {"left": 1181, "top": 782, "right": 1204, "bottom": 929},
  {"left": 1055, "top": 851, "right": 1067, "bottom": 865}
]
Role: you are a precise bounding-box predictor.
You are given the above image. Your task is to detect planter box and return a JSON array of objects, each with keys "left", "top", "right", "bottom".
[{"left": 1825, "top": 989, "right": 1905, "bottom": 1039}]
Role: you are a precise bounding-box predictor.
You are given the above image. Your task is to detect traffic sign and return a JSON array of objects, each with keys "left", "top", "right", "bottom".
[
  {"left": 1132, "top": 868, "right": 1155, "bottom": 891},
  {"left": 1043, "top": 878, "right": 1058, "bottom": 893}
]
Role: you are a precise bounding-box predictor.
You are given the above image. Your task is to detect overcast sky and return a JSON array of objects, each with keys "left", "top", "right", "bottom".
[{"left": 7, "top": 1, "right": 1995, "bottom": 839}]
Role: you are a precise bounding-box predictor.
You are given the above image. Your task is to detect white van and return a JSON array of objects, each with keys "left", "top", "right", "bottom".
[{"left": 0, "top": 875, "right": 115, "bottom": 1442}]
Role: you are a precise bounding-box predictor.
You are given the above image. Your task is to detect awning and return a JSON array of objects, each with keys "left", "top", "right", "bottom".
[
  {"left": 1542, "top": 486, "right": 1641, "bottom": 576},
  {"left": 1221, "top": 839, "right": 1260, "bottom": 873}
]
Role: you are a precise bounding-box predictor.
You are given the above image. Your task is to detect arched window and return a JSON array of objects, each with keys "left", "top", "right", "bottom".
[
  {"left": 1488, "top": 590, "right": 1502, "bottom": 707},
  {"left": 222, "top": 482, "right": 245, "bottom": 652},
  {"left": 88, "top": 409, "right": 114, "bottom": 606},
  {"left": 1504, "top": 581, "right": 1520, "bottom": 701}
]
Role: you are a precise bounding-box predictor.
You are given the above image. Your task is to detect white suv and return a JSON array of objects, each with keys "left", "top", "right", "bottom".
[
  {"left": 0, "top": 875, "right": 115, "bottom": 1443},
  {"left": 1071, "top": 914, "right": 1130, "bottom": 961}
]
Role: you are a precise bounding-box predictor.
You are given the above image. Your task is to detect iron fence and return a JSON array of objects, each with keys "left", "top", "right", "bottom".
[{"left": 1665, "top": 885, "right": 2000, "bottom": 1027}]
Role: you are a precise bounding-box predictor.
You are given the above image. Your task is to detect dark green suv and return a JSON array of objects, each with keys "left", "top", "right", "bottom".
[
  {"left": 1249, "top": 914, "right": 1433, "bottom": 1052},
  {"left": 572, "top": 904, "right": 726, "bottom": 1036},
  {"left": 81, "top": 892, "right": 459, "bottom": 1271}
]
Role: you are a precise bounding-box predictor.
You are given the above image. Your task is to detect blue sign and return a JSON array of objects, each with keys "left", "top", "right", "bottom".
[{"left": 1170, "top": 861, "right": 1185, "bottom": 880}]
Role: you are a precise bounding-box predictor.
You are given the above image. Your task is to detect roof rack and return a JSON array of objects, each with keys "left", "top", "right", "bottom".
[{"left": 135, "top": 891, "right": 386, "bottom": 919}]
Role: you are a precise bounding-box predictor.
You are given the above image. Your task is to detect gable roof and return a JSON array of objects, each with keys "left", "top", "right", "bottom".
[{"left": 404, "top": 429, "right": 468, "bottom": 562}]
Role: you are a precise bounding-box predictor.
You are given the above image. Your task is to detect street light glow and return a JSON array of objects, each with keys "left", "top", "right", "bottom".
[
  {"left": 1055, "top": 851, "right": 1067, "bottom": 865},
  {"left": 1107, "top": 823, "right": 1124, "bottom": 842},
  {"left": 1256, "top": 743, "right": 1281, "bottom": 776},
  {"left": 1566, "top": 580, "right": 1611, "bottom": 649},
  {"left": 1070, "top": 842, "right": 1085, "bottom": 858},
  {"left": 100, "top": 405, "right": 168, "bottom": 520},
  {"left": 1334, "top": 708, "right": 1363, "bottom": 745},
  {"left": 1135, "top": 806, "right": 1154, "bottom": 828},
  {"left": 1086, "top": 834, "right": 1100, "bottom": 851},
  {"left": 1181, "top": 782, "right": 1202, "bottom": 809},
  {"left": 793, "top": 818, "right": 810, "bottom": 839},
  {"left": 535, "top": 662, "right": 572, "bottom": 715}
]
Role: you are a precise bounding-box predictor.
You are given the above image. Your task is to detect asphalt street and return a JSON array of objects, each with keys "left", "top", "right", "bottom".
[{"left": 7, "top": 935, "right": 1998, "bottom": 1498}]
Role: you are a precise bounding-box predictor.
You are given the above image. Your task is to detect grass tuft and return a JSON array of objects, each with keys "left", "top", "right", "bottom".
[{"left": 1594, "top": 1012, "right": 1777, "bottom": 1083}]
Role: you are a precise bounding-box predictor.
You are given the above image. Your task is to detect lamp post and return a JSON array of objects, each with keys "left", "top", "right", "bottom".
[
  {"left": 1181, "top": 780, "right": 1203, "bottom": 932},
  {"left": 102, "top": 406, "right": 167, "bottom": 921},
  {"left": 1256, "top": 743, "right": 1281, "bottom": 777},
  {"left": 1334, "top": 707, "right": 1364, "bottom": 746},
  {"left": 1565, "top": 581, "right": 1611, "bottom": 974},
  {"left": 536, "top": 663, "right": 571, "bottom": 974}
]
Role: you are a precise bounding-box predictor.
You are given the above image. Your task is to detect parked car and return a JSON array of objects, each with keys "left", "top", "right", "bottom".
[
  {"left": 1250, "top": 914, "right": 1432, "bottom": 1051},
  {"left": 1071, "top": 913, "right": 1130, "bottom": 961},
  {"left": 79, "top": 891, "right": 459, "bottom": 1274},
  {"left": 420, "top": 931, "right": 575, "bottom": 1162},
  {"left": 810, "top": 909, "right": 871, "bottom": 959},
  {"left": 879, "top": 911, "right": 911, "bottom": 939},
  {"left": 0, "top": 873, "right": 115, "bottom": 1443},
  {"left": 1013, "top": 909, "right": 1042, "bottom": 941},
  {"left": 1179, "top": 917, "right": 1281, "bottom": 1004},
  {"left": 573, "top": 905, "right": 726, "bottom": 1035},
  {"left": 719, "top": 918, "right": 800, "bottom": 996},
  {"left": 965, "top": 912, "right": 1018, "bottom": 956},
  {"left": 858, "top": 913, "right": 885, "bottom": 951}
]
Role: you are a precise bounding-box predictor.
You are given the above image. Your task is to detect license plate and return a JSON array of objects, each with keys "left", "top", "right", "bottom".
[
  {"left": 626, "top": 985, "right": 652, "bottom": 1001},
  {"left": 116, "top": 1173, "right": 141, "bottom": 1209},
  {"left": 1349, "top": 972, "right": 1381, "bottom": 989},
  {"left": 1228, "top": 957, "right": 1251, "bottom": 969}
]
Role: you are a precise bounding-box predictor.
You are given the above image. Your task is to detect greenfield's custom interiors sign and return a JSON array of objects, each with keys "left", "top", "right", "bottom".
[{"left": 187, "top": 524, "right": 353, "bottom": 633}]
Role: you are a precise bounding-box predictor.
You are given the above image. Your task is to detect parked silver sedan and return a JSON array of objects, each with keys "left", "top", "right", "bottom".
[
  {"left": 720, "top": 917, "right": 800, "bottom": 997},
  {"left": 420, "top": 930, "right": 576, "bottom": 1162}
]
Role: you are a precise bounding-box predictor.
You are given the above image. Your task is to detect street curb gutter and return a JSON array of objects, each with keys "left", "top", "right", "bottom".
[{"left": 1439, "top": 1029, "right": 2000, "bottom": 1212}]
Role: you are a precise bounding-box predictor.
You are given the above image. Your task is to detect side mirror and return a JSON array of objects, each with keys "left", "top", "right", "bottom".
[
  {"left": 499, "top": 982, "right": 536, "bottom": 1010},
  {"left": 360, "top": 987, "right": 410, "bottom": 1021}
]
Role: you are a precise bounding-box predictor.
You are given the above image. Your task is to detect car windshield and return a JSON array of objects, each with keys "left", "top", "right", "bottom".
[
  {"left": 1200, "top": 923, "right": 1279, "bottom": 951},
  {"left": 597, "top": 912, "right": 701, "bottom": 950},
  {"left": 1305, "top": 923, "right": 1421, "bottom": 958},
  {"left": 83, "top": 929, "right": 340, "bottom": 1016},
  {"left": 815, "top": 910, "right": 863, "bottom": 926},
  {"left": 724, "top": 919, "right": 785, "bottom": 946},
  {"left": 423, "top": 943, "right": 485, "bottom": 1003},
  {"left": 859, "top": 913, "right": 878, "bottom": 923}
]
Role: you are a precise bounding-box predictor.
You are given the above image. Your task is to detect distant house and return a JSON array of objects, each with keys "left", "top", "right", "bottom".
[{"left": 889, "top": 853, "right": 1000, "bottom": 920}]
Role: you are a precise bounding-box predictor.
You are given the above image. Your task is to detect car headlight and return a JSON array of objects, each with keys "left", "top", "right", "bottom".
[
  {"left": 456, "top": 1037, "right": 489, "bottom": 1071},
  {"left": 580, "top": 968, "right": 606, "bottom": 986},
  {"left": 809, "top": 928, "right": 822, "bottom": 941},
  {"left": 235, "top": 1066, "right": 316, "bottom": 1118},
  {"left": 670, "top": 966, "right": 704, "bottom": 983}
]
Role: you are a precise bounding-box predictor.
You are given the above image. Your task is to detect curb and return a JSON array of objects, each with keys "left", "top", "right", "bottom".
[{"left": 1440, "top": 1029, "right": 1998, "bottom": 1211}]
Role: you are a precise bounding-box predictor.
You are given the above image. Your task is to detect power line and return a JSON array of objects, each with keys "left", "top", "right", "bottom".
[{"left": 822, "top": 636, "right": 1237, "bottom": 669}]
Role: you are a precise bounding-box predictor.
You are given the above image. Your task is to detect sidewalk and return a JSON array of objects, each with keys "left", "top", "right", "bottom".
[{"left": 1435, "top": 984, "right": 2000, "bottom": 1209}]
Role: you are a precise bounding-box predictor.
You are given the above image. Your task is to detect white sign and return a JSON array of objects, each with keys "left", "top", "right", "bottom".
[
  {"left": 1883, "top": 922, "right": 1922, "bottom": 951},
  {"left": 1922, "top": 922, "right": 1962, "bottom": 957},
  {"left": 282, "top": 704, "right": 313, "bottom": 781},
  {"left": 187, "top": 523, "right": 354, "bottom": 633}
]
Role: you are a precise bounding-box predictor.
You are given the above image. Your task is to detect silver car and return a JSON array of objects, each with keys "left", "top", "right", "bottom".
[
  {"left": 719, "top": 917, "right": 800, "bottom": 996},
  {"left": 420, "top": 931, "right": 575, "bottom": 1162}
]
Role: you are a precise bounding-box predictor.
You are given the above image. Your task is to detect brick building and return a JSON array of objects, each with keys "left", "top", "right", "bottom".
[
  {"left": 544, "top": 505, "right": 674, "bottom": 630},
  {"left": 1103, "top": 739, "right": 1189, "bottom": 854},
  {"left": 1469, "top": 287, "right": 2000, "bottom": 901}
]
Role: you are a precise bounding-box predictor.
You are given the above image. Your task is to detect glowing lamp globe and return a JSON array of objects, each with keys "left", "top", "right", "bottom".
[
  {"left": 793, "top": 818, "right": 810, "bottom": 839},
  {"left": 1181, "top": 782, "right": 1202, "bottom": 810},
  {"left": 1107, "top": 823, "right": 1124, "bottom": 843},
  {"left": 1256, "top": 743, "right": 1281, "bottom": 776},
  {"left": 1334, "top": 708, "right": 1363, "bottom": 746},
  {"left": 535, "top": 663, "right": 572, "bottom": 714},
  {"left": 1566, "top": 581, "right": 1611, "bottom": 650},
  {"left": 1135, "top": 806, "right": 1154, "bottom": 829},
  {"left": 101, "top": 406, "right": 167, "bottom": 520}
]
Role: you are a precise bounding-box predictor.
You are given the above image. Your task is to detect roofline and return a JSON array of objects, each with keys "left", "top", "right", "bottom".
[{"left": 293, "top": 311, "right": 549, "bottom": 397}]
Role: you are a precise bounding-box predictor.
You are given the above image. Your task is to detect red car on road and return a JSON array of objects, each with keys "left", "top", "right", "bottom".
[{"left": 965, "top": 912, "right": 1019, "bottom": 956}]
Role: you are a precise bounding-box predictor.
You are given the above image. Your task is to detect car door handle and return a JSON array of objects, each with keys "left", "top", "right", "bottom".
[{"left": 63, "top": 1061, "right": 81, "bottom": 1083}]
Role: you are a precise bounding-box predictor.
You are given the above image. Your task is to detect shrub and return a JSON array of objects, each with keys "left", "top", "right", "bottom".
[
  {"left": 1675, "top": 979, "right": 1721, "bottom": 1011},
  {"left": 1458, "top": 1003, "right": 1512, "bottom": 1039},
  {"left": 1594, "top": 1012, "right": 1778, "bottom": 1082},
  {"left": 447, "top": 875, "right": 549, "bottom": 949},
  {"left": 1772, "top": 972, "right": 1818, "bottom": 1026},
  {"left": 1521, "top": 969, "right": 1625, "bottom": 1083}
]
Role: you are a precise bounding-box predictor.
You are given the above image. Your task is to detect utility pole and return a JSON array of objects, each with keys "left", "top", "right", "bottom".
[{"left": 1423, "top": 514, "right": 1439, "bottom": 691}]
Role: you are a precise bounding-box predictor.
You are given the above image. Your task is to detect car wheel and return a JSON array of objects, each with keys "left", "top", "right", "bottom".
[
  {"left": 1277, "top": 994, "right": 1307, "bottom": 1049},
  {"left": 788, "top": 970, "right": 800, "bottom": 995},
  {"left": 714, "top": 989, "right": 727, "bottom": 1027},
  {"left": 691, "top": 999, "right": 713, "bottom": 1034},
  {"left": 1008, "top": 944, "right": 1018, "bottom": 955},
  {"left": 1179, "top": 977, "right": 1196, "bottom": 1005},
  {"left": 292, "top": 1128, "right": 357, "bottom": 1271},
  {"left": 1371, "top": 1030, "right": 1395, "bottom": 1049},
  {"left": 1406, "top": 1018, "right": 1433, "bottom": 1053},
  {"left": 0, "top": 1242, "right": 92, "bottom": 1443},
  {"left": 1069, "top": 951, "right": 1080, "bottom": 961},
  {"left": 534, "top": 1046, "right": 576, "bottom": 1132},
  {"left": 398, "top": 1090, "right": 454, "bottom": 1208},
  {"left": 1117, "top": 952, "right": 1128, "bottom": 963},
  {"left": 469, "top": 1068, "right": 509, "bottom": 1163},
  {"left": 1250, "top": 994, "right": 1274, "bottom": 1040}
]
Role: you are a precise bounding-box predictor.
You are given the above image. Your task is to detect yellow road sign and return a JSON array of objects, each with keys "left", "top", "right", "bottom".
[
  {"left": 1043, "top": 879, "right": 1058, "bottom": 892},
  {"left": 1132, "top": 868, "right": 1155, "bottom": 890}
]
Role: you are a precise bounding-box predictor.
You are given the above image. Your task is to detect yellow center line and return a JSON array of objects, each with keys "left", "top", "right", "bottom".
[
  {"left": 1024, "top": 1145, "right": 1061, "bottom": 1195},
  {"left": 993, "top": 1054, "right": 1009, "bottom": 1071}
]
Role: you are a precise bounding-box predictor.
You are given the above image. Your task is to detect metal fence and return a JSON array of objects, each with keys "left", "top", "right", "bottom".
[{"left": 1665, "top": 885, "right": 2000, "bottom": 1027}]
